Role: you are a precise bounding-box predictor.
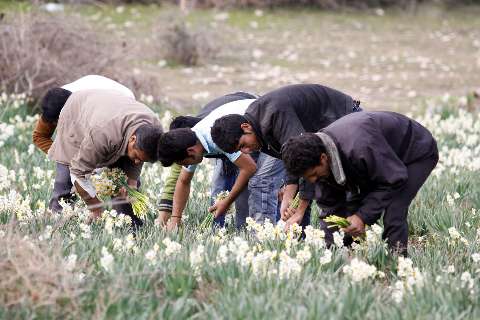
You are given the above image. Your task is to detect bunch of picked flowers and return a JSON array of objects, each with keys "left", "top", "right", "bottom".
[
  {"left": 324, "top": 215, "right": 350, "bottom": 229},
  {"left": 92, "top": 168, "right": 149, "bottom": 218},
  {"left": 289, "top": 192, "right": 301, "bottom": 210},
  {"left": 200, "top": 190, "right": 232, "bottom": 230}
]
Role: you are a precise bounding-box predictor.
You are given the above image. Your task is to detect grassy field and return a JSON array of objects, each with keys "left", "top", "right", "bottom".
[
  {"left": 0, "top": 1, "right": 479, "bottom": 112},
  {"left": 0, "top": 93, "right": 480, "bottom": 319}
]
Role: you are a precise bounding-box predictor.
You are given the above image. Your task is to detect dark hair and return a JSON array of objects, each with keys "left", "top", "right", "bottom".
[
  {"left": 211, "top": 114, "right": 247, "bottom": 153},
  {"left": 40, "top": 87, "right": 72, "bottom": 122},
  {"left": 157, "top": 128, "right": 197, "bottom": 166},
  {"left": 281, "top": 133, "right": 327, "bottom": 177},
  {"left": 169, "top": 116, "right": 202, "bottom": 130},
  {"left": 134, "top": 124, "right": 164, "bottom": 162}
]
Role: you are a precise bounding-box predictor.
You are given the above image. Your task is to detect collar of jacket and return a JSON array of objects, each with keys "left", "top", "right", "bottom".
[
  {"left": 243, "top": 113, "right": 268, "bottom": 152},
  {"left": 315, "top": 132, "right": 346, "bottom": 186}
]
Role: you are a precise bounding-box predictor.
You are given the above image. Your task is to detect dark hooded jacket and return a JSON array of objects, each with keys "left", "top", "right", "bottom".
[
  {"left": 244, "top": 84, "right": 355, "bottom": 159},
  {"left": 315, "top": 111, "right": 438, "bottom": 225}
]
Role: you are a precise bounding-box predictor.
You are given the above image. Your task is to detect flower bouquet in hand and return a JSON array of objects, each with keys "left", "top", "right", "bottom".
[
  {"left": 289, "top": 192, "right": 301, "bottom": 210},
  {"left": 324, "top": 215, "right": 350, "bottom": 229},
  {"left": 200, "top": 190, "right": 232, "bottom": 231},
  {"left": 92, "top": 168, "right": 149, "bottom": 218}
]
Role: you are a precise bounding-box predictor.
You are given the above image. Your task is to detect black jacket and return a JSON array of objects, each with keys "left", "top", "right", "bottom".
[
  {"left": 316, "top": 111, "right": 438, "bottom": 225},
  {"left": 244, "top": 84, "right": 355, "bottom": 159}
]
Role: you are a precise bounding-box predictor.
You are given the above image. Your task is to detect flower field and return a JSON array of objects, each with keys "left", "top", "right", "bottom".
[{"left": 1, "top": 94, "right": 480, "bottom": 319}]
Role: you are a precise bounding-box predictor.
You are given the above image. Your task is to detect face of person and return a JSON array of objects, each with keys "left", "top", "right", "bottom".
[
  {"left": 237, "top": 123, "right": 261, "bottom": 154},
  {"left": 177, "top": 143, "right": 204, "bottom": 166},
  {"left": 302, "top": 153, "right": 330, "bottom": 183},
  {"left": 127, "top": 135, "right": 150, "bottom": 165}
]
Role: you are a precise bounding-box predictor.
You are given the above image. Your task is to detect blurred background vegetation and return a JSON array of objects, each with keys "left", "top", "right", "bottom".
[{"left": 0, "top": 0, "right": 479, "bottom": 113}]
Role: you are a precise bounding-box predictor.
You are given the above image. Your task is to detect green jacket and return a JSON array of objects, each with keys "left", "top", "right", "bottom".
[{"left": 158, "top": 163, "right": 182, "bottom": 212}]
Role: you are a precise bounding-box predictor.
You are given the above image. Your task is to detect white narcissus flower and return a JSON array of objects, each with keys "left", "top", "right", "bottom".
[
  {"left": 343, "top": 258, "right": 377, "bottom": 282},
  {"left": 461, "top": 272, "right": 474, "bottom": 290},
  {"left": 100, "top": 247, "right": 114, "bottom": 272},
  {"left": 397, "top": 256, "right": 414, "bottom": 278},
  {"left": 446, "top": 194, "right": 455, "bottom": 206},
  {"left": 145, "top": 249, "right": 157, "bottom": 265},
  {"left": 79, "top": 223, "right": 91, "bottom": 239},
  {"left": 217, "top": 245, "right": 229, "bottom": 265},
  {"left": 251, "top": 250, "right": 276, "bottom": 277},
  {"left": 278, "top": 251, "right": 302, "bottom": 279},
  {"left": 397, "top": 256, "right": 424, "bottom": 291},
  {"left": 371, "top": 224, "right": 383, "bottom": 236},
  {"left": 333, "top": 231, "right": 345, "bottom": 248},
  {"left": 113, "top": 238, "right": 123, "bottom": 252},
  {"left": 319, "top": 249, "right": 332, "bottom": 265},
  {"left": 305, "top": 226, "right": 326, "bottom": 248},
  {"left": 163, "top": 238, "right": 182, "bottom": 257},
  {"left": 77, "top": 273, "right": 86, "bottom": 283},
  {"left": 190, "top": 245, "right": 205, "bottom": 276},
  {"left": 65, "top": 254, "right": 77, "bottom": 272},
  {"left": 448, "top": 227, "right": 461, "bottom": 240},
  {"left": 447, "top": 265, "right": 455, "bottom": 274},
  {"left": 471, "top": 253, "right": 480, "bottom": 263},
  {"left": 295, "top": 246, "right": 311, "bottom": 265},
  {"left": 38, "top": 225, "right": 53, "bottom": 241},
  {"left": 125, "top": 234, "right": 135, "bottom": 252},
  {"left": 104, "top": 217, "right": 114, "bottom": 234},
  {"left": 391, "top": 280, "right": 405, "bottom": 303}
]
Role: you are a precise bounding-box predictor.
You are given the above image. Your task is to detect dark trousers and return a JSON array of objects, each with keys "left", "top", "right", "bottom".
[
  {"left": 49, "top": 159, "right": 143, "bottom": 227},
  {"left": 382, "top": 152, "right": 438, "bottom": 254}
]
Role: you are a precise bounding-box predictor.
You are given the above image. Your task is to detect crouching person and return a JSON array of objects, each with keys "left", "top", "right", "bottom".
[
  {"left": 281, "top": 111, "right": 438, "bottom": 255},
  {"left": 157, "top": 98, "right": 258, "bottom": 231},
  {"left": 47, "top": 89, "right": 163, "bottom": 225},
  {"left": 33, "top": 75, "right": 135, "bottom": 154}
]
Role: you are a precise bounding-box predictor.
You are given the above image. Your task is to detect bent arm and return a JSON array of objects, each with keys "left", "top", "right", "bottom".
[
  {"left": 32, "top": 117, "right": 56, "bottom": 154},
  {"left": 171, "top": 168, "right": 195, "bottom": 219},
  {"left": 159, "top": 163, "right": 182, "bottom": 213},
  {"left": 222, "top": 153, "right": 256, "bottom": 208}
]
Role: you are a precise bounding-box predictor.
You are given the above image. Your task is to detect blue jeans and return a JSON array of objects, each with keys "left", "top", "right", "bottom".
[{"left": 210, "top": 153, "right": 286, "bottom": 228}]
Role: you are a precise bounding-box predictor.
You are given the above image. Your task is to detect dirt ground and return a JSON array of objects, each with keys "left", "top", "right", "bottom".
[
  {"left": 3, "top": 2, "right": 480, "bottom": 113},
  {"left": 149, "top": 5, "right": 480, "bottom": 113}
]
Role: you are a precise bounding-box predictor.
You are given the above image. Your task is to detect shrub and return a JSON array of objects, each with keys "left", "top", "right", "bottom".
[
  {"left": 0, "top": 9, "right": 129, "bottom": 100},
  {"left": 155, "top": 18, "right": 217, "bottom": 66}
]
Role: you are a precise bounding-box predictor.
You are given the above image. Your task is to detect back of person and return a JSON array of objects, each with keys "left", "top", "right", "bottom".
[
  {"left": 323, "top": 111, "right": 437, "bottom": 165},
  {"left": 50, "top": 89, "right": 158, "bottom": 166},
  {"left": 59, "top": 89, "right": 154, "bottom": 134},
  {"left": 197, "top": 92, "right": 257, "bottom": 118},
  {"left": 62, "top": 75, "right": 135, "bottom": 99},
  {"left": 247, "top": 84, "right": 354, "bottom": 133}
]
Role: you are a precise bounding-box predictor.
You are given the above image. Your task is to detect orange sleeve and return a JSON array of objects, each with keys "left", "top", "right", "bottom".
[{"left": 32, "top": 117, "right": 56, "bottom": 154}]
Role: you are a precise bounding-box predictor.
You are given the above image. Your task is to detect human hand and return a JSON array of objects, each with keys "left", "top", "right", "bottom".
[
  {"left": 208, "top": 198, "right": 230, "bottom": 218},
  {"left": 283, "top": 206, "right": 297, "bottom": 220},
  {"left": 166, "top": 215, "right": 182, "bottom": 232},
  {"left": 280, "top": 196, "right": 294, "bottom": 221},
  {"left": 118, "top": 186, "right": 128, "bottom": 199},
  {"left": 87, "top": 208, "right": 103, "bottom": 224},
  {"left": 284, "top": 211, "right": 305, "bottom": 232},
  {"left": 342, "top": 214, "right": 365, "bottom": 237},
  {"left": 155, "top": 211, "right": 171, "bottom": 227}
]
